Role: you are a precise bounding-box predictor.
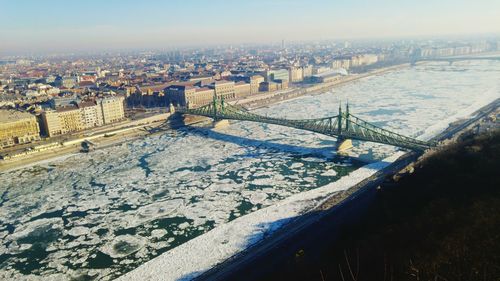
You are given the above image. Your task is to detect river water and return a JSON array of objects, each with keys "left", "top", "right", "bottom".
[{"left": 0, "top": 60, "right": 499, "bottom": 280}]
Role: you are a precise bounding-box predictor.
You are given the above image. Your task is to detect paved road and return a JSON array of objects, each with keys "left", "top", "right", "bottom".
[{"left": 194, "top": 98, "right": 499, "bottom": 281}]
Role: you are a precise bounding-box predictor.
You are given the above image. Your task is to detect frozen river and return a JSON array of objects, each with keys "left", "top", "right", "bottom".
[{"left": 1, "top": 61, "right": 499, "bottom": 280}]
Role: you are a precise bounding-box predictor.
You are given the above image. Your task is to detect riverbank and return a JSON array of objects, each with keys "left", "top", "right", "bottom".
[
  {"left": 238, "top": 63, "right": 412, "bottom": 110},
  {"left": 0, "top": 62, "right": 412, "bottom": 172},
  {"left": 0, "top": 114, "right": 166, "bottom": 172}
]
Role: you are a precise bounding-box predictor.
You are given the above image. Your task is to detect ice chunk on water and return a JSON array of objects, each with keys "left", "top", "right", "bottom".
[
  {"left": 150, "top": 229, "right": 168, "bottom": 240},
  {"left": 290, "top": 162, "right": 304, "bottom": 169},
  {"left": 66, "top": 226, "right": 91, "bottom": 237},
  {"left": 248, "top": 193, "right": 268, "bottom": 205},
  {"left": 126, "top": 199, "right": 184, "bottom": 228},
  {"left": 320, "top": 170, "right": 338, "bottom": 177},
  {"left": 101, "top": 235, "right": 146, "bottom": 259},
  {"left": 7, "top": 218, "right": 63, "bottom": 242}
]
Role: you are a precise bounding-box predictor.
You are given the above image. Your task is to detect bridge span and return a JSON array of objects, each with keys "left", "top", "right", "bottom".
[{"left": 177, "top": 98, "right": 435, "bottom": 151}]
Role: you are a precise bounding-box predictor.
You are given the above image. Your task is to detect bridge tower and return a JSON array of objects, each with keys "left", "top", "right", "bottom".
[
  {"left": 336, "top": 103, "right": 353, "bottom": 152},
  {"left": 212, "top": 95, "right": 230, "bottom": 129},
  {"left": 337, "top": 103, "right": 342, "bottom": 135}
]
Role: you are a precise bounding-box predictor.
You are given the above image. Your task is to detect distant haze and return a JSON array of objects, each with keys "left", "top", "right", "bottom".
[{"left": 1, "top": 0, "right": 499, "bottom": 54}]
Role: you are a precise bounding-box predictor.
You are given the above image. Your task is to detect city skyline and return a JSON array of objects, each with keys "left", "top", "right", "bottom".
[{"left": 1, "top": 0, "right": 500, "bottom": 55}]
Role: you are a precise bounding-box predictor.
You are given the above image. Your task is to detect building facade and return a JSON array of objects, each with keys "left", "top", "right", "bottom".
[
  {"left": 79, "top": 101, "right": 104, "bottom": 129},
  {"left": 302, "top": 65, "right": 313, "bottom": 78},
  {"left": 248, "top": 75, "right": 264, "bottom": 94},
  {"left": 259, "top": 79, "right": 288, "bottom": 92},
  {"left": 209, "top": 80, "right": 236, "bottom": 100},
  {"left": 98, "top": 96, "right": 125, "bottom": 124},
  {"left": 234, "top": 82, "right": 251, "bottom": 97},
  {"left": 191, "top": 88, "right": 216, "bottom": 107},
  {"left": 42, "top": 106, "right": 84, "bottom": 137},
  {"left": 0, "top": 110, "right": 41, "bottom": 149},
  {"left": 264, "top": 69, "right": 290, "bottom": 82},
  {"left": 41, "top": 96, "right": 125, "bottom": 137},
  {"left": 165, "top": 85, "right": 196, "bottom": 107},
  {"left": 289, "top": 66, "right": 304, "bottom": 82},
  {"left": 165, "top": 85, "right": 216, "bottom": 108}
]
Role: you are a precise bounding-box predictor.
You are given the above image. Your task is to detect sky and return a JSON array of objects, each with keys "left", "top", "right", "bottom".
[{"left": 1, "top": 0, "right": 499, "bottom": 54}]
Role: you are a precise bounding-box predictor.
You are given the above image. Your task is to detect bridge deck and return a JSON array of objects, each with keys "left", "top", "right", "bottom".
[{"left": 178, "top": 98, "right": 435, "bottom": 151}]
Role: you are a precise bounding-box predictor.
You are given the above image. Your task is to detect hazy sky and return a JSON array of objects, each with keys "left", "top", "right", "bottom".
[{"left": 1, "top": 0, "right": 499, "bottom": 54}]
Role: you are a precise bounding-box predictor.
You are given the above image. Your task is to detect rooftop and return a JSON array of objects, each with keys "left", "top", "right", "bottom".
[
  {"left": 212, "top": 80, "right": 233, "bottom": 85},
  {"left": 78, "top": 101, "right": 97, "bottom": 108},
  {"left": 195, "top": 87, "right": 213, "bottom": 92},
  {"left": 166, "top": 85, "right": 195, "bottom": 91},
  {"left": 56, "top": 105, "right": 79, "bottom": 113},
  {"left": 0, "top": 109, "right": 36, "bottom": 123}
]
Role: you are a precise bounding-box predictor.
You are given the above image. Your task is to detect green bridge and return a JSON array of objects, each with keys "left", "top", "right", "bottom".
[{"left": 178, "top": 97, "right": 435, "bottom": 151}]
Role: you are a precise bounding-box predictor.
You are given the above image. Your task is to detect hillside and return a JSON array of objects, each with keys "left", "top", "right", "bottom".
[{"left": 263, "top": 130, "right": 500, "bottom": 281}]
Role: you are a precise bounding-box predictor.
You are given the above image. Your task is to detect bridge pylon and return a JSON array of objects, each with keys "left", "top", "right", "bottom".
[
  {"left": 213, "top": 119, "right": 230, "bottom": 129},
  {"left": 336, "top": 138, "right": 353, "bottom": 152},
  {"left": 211, "top": 95, "right": 230, "bottom": 128},
  {"left": 336, "top": 102, "right": 353, "bottom": 152}
]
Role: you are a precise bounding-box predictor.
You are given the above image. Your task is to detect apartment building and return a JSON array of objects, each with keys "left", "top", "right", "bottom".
[
  {"left": 41, "top": 96, "right": 125, "bottom": 137},
  {"left": 289, "top": 66, "right": 304, "bottom": 82},
  {"left": 98, "top": 96, "right": 125, "bottom": 124},
  {"left": 234, "top": 81, "right": 251, "bottom": 97},
  {"left": 209, "top": 80, "right": 236, "bottom": 100},
  {"left": 80, "top": 101, "right": 104, "bottom": 128},
  {"left": 42, "top": 106, "right": 84, "bottom": 137},
  {"left": 248, "top": 75, "right": 264, "bottom": 94},
  {"left": 0, "top": 110, "right": 41, "bottom": 149}
]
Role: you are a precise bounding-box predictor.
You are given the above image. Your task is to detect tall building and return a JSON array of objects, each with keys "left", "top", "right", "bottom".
[
  {"left": 209, "top": 80, "right": 236, "bottom": 100},
  {"left": 0, "top": 110, "right": 41, "bottom": 149},
  {"left": 264, "top": 69, "right": 289, "bottom": 82},
  {"left": 79, "top": 101, "right": 104, "bottom": 129},
  {"left": 248, "top": 75, "right": 264, "bottom": 94},
  {"left": 165, "top": 85, "right": 216, "bottom": 108},
  {"left": 98, "top": 96, "right": 125, "bottom": 124},
  {"left": 165, "top": 85, "right": 196, "bottom": 107},
  {"left": 289, "top": 66, "right": 304, "bottom": 82},
  {"left": 302, "top": 65, "right": 313, "bottom": 78},
  {"left": 234, "top": 81, "right": 251, "bottom": 97},
  {"left": 42, "top": 106, "right": 84, "bottom": 137}
]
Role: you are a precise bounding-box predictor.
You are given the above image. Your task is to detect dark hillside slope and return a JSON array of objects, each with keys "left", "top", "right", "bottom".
[{"left": 258, "top": 131, "right": 500, "bottom": 281}]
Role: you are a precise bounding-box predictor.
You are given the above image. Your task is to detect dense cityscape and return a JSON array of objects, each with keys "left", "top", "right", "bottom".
[{"left": 1, "top": 38, "right": 499, "bottom": 158}]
